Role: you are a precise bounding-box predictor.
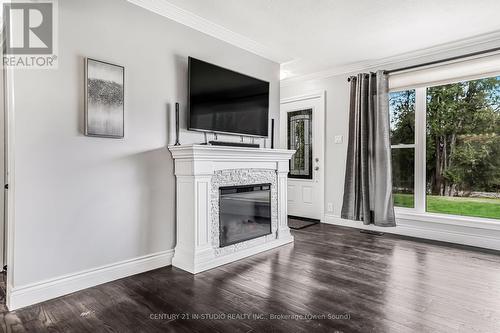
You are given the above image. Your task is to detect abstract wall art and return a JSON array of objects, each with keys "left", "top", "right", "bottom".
[{"left": 85, "top": 58, "right": 124, "bottom": 138}]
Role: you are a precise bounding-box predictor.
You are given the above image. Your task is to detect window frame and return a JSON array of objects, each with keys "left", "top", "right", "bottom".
[{"left": 389, "top": 84, "right": 500, "bottom": 226}]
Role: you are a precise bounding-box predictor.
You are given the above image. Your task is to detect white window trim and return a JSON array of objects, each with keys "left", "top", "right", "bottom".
[
  {"left": 390, "top": 84, "right": 500, "bottom": 226},
  {"left": 395, "top": 208, "right": 500, "bottom": 231},
  {"left": 390, "top": 144, "right": 415, "bottom": 149},
  {"left": 389, "top": 52, "right": 500, "bottom": 91},
  {"left": 414, "top": 87, "right": 426, "bottom": 213}
]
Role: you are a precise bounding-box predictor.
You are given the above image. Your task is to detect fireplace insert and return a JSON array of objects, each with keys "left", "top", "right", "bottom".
[{"left": 219, "top": 183, "right": 272, "bottom": 247}]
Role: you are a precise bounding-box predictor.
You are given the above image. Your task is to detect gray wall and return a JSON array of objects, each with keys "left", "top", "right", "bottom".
[{"left": 12, "top": 0, "right": 279, "bottom": 287}]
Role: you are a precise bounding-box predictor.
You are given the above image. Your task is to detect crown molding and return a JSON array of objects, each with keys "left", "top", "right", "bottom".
[
  {"left": 127, "top": 0, "right": 293, "bottom": 64},
  {"left": 281, "top": 30, "right": 500, "bottom": 87}
]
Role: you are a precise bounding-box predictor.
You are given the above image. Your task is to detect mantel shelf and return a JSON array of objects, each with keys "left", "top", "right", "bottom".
[{"left": 168, "top": 144, "right": 295, "bottom": 162}]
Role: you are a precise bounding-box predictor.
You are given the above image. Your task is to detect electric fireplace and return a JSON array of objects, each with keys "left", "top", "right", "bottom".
[
  {"left": 219, "top": 183, "right": 272, "bottom": 247},
  {"left": 169, "top": 145, "right": 295, "bottom": 274}
]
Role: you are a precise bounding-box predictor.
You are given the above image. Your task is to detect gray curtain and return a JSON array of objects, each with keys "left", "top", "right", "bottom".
[{"left": 341, "top": 71, "right": 396, "bottom": 227}]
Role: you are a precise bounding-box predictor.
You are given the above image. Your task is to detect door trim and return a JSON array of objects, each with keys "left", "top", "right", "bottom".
[
  {"left": 280, "top": 91, "right": 325, "bottom": 222},
  {"left": 3, "top": 57, "right": 15, "bottom": 310}
]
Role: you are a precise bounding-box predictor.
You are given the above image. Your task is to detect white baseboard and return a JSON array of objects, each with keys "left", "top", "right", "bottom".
[
  {"left": 324, "top": 214, "right": 500, "bottom": 252},
  {"left": 8, "top": 249, "right": 174, "bottom": 310}
]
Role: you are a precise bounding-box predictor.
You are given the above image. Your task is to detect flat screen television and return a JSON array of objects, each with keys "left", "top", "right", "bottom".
[{"left": 188, "top": 57, "right": 270, "bottom": 137}]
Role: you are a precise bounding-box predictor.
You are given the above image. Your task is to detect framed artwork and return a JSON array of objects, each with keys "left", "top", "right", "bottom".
[{"left": 85, "top": 58, "right": 124, "bottom": 138}]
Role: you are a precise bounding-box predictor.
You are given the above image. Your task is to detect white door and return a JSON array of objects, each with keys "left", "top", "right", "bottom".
[{"left": 280, "top": 93, "right": 324, "bottom": 221}]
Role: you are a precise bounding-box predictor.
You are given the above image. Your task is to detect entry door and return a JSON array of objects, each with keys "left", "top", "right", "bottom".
[{"left": 280, "top": 94, "right": 324, "bottom": 220}]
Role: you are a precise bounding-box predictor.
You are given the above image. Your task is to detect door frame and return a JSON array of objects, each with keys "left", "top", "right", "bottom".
[
  {"left": 280, "top": 91, "right": 325, "bottom": 222},
  {"left": 2, "top": 50, "right": 15, "bottom": 310}
]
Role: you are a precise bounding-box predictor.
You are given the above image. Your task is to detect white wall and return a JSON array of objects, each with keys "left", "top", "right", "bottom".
[
  {"left": 280, "top": 47, "right": 500, "bottom": 251},
  {"left": 10, "top": 0, "right": 279, "bottom": 298}
]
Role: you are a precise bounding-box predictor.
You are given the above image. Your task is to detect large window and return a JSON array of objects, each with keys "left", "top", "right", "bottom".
[
  {"left": 426, "top": 78, "right": 500, "bottom": 219},
  {"left": 389, "top": 76, "right": 500, "bottom": 221}
]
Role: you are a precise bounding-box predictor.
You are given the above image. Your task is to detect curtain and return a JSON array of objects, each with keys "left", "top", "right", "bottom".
[{"left": 341, "top": 71, "right": 396, "bottom": 227}]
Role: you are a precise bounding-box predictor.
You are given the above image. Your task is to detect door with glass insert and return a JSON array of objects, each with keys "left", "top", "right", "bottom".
[{"left": 280, "top": 96, "right": 324, "bottom": 220}]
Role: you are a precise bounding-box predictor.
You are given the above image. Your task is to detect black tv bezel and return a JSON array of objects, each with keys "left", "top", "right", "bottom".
[{"left": 187, "top": 57, "right": 270, "bottom": 138}]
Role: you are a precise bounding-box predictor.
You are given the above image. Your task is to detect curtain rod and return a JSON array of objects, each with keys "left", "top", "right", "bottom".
[{"left": 347, "top": 46, "right": 500, "bottom": 82}]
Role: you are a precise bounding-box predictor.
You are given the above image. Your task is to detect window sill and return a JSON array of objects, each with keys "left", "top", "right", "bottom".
[{"left": 395, "top": 208, "right": 500, "bottom": 231}]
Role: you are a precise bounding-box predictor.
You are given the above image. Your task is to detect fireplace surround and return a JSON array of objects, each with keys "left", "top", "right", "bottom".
[{"left": 169, "top": 144, "right": 295, "bottom": 274}]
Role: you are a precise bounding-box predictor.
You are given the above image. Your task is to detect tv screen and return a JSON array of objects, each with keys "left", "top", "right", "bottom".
[{"left": 188, "top": 57, "right": 270, "bottom": 137}]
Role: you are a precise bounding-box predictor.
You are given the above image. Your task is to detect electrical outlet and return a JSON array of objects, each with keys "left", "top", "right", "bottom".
[
  {"left": 327, "top": 202, "right": 333, "bottom": 212},
  {"left": 334, "top": 135, "right": 343, "bottom": 144}
]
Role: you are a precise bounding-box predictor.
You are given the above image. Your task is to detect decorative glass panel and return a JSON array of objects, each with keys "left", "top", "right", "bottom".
[{"left": 288, "top": 109, "right": 313, "bottom": 179}]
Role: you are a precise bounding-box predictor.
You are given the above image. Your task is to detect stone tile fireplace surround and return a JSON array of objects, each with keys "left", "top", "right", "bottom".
[{"left": 169, "top": 145, "right": 295, "bottom": 273}]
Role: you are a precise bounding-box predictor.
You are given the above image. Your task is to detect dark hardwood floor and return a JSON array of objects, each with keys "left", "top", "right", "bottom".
[{"left": 1, "top": 224, "right": 500, "bottom": 332}]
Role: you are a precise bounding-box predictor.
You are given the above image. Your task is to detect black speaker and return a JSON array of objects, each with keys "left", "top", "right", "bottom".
[
  {"left": 174, "top": 102, "right": 180, "bottom": 145},
  {"left": 270, "top": 118, "right": 275, "bottom": 149}
]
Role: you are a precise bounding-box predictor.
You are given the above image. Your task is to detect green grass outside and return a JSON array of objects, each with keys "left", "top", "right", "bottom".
[{"left": 393, "top": 193, "right": 500, "bottom": 220}]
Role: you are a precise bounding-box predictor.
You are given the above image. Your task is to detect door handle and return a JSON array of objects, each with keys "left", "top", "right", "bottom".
[{"left": 314, "top": 166, "right": 319, "bottom": 171}]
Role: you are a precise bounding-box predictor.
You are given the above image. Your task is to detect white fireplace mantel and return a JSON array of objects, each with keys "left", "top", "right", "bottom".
[{"left": 169, "top": 144, "right": 295, "bottom": 274}]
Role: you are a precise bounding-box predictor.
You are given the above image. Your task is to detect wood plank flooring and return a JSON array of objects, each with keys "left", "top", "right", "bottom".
[{"left": 1, "top": 223, "right": 500, "bottom": 332}]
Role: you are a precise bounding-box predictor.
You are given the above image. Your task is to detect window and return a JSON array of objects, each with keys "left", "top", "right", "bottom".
[
  {"left": 390, "top": 90, "right": 415, "bottom": 208},
  {"left": 426, "top": 77, "right": 500, "bottom": 219},
  {"left": 390, "top": 75, "right": 500, "bottom": 221}
]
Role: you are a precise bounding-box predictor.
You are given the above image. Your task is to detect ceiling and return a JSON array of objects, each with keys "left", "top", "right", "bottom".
[{"left": 139, "top": 0, "right": 500, "bottom": 80}]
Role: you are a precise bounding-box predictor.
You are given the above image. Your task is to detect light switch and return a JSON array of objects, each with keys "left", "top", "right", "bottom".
[{"left": 334, "top": 135, "right": 343, "bottom": 144}]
